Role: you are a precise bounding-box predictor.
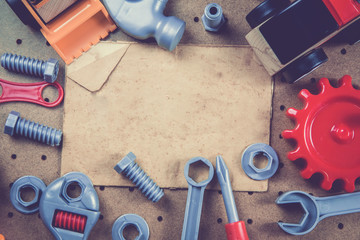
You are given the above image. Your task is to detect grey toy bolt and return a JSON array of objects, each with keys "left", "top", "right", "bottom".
[
  {"left": 202, "top": 3, "right": 226, "bottom": 32},
  {"left": 4, "top": 111, "right": 62, "bottom": 146},
  {"left": 114, "top": 152, "right": 164, "bottom": 202},
  {"left": 1, "top": 53, "right": 59, "bottom": 83}
]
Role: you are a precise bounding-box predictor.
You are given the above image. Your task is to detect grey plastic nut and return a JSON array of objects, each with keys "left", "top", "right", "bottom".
[
  {"left": 114, "top": 152, "right": 136, "bottom": 174},
  {"left": 61, "top": 180, "right": 85, "bottom": 203},
  {"left": 4, "top": 111, "right": 20, "bottom": 136},
  {"left": 10, "top": 176, "right": 47, "bottom": 214},
  {"left": 202, "top": 3, "right": 226, "bottom": 32},
  {"left": 43, "top": 58, "right": 59, "bottom": 83},
  {"left": 112, "top": 214, "right": 150, "bottom": 240},
  {"left": 241, "top": 143, "right": 279, "bottom": 180}
]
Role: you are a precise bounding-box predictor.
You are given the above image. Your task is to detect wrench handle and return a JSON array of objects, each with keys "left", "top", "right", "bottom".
[
  {"left": 181, "top": 185, "right": 206, "bottom": 240},
  {"left": 317, "top": 191, "right": 360, "bottom": 220},
  {"left": 225, "top": 221, "right": 249, "bottom": 240}
]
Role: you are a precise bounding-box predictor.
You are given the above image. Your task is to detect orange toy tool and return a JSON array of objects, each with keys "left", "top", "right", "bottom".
[{"left": 6, "top": 0, "right": 117, "bottom": 64}]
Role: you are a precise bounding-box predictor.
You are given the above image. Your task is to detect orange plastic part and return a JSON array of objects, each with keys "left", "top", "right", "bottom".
[
  {"left": 0, "top": 234, "right": 5, "bottom": 240},
  {"left": 21, "top": 0, "right": 117, "bottom": 64}
]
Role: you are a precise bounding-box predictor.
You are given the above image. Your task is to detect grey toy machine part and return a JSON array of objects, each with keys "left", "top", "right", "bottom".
[
  {"left": 4, "top": 111, "right": 63, "bottom": 147},
  {"left": 181, "top": 157, "right": 214, "bottom": 240},
  {"left": 39, "top": 172, "right": 100, "bottom": 240},
  {"left": 1, "top": 53, "right": 59, "bottom": 83},
  {"left": 10, "top": 176, "right": 47, "bottom": 214},
  {"left": 202, "top": 3, "right": 226, "bottom": 32},
  {"left": 277, "top": 191, "right": 360, "bottom": 235},
  {"left": 103, "top": 0, "right": 186, "bottom": 51},
  {"left": 241, "top": 143, "right": 279, "bottom": 180},
  {"left": 112, "top": 214, "right": 150, "bottom": 240},
  {"left": 114, "top": 152, "right": 164, "bottom": 202}
]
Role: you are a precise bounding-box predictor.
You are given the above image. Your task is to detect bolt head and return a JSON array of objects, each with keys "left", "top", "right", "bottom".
[
  {"left": 15, "top": 183, "right": 40, "bottom": 208},
  {"left": 43, "top": 58, "right": 59, "bottom": 83},
  {"left": 249, "top": 151, "right": 273, "bottom": 173},
  {"left": 4, "top": 111, "right": 20, "bottom": 136},
  {"left": 114, "top": 152, "right": 136, "bottom": 174}
]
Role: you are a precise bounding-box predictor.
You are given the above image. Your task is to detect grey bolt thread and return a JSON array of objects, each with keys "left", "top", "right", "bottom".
[
  {"left": 15, "top": 117, "right": 62, "bottom": 147},
  {"left": 123, "top": 161, "right": 164, "bottom": 202},
  {"left": 1, "top": 53, "right": 46, "bottom": 78}
]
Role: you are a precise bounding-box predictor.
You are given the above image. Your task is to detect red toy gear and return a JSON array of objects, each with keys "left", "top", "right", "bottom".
[{"left": 283, "top": 75, "right": 360, "bottom": 192}]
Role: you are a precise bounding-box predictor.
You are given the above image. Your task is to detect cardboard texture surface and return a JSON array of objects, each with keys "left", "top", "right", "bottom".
[
  {"left": 63, "top": 42, "right": 271, "bottom": 191},
  {"left": 2, "top": 0, "right": 360, "bottom": 239}
]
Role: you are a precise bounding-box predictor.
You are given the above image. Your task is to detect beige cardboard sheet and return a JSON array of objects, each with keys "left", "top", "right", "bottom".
[{"left": 62, "top": 42, "right": 272, "bottom": 191}]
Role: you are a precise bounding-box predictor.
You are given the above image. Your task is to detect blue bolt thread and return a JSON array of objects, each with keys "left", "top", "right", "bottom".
[
  {"left": 123, "top": 161, "right": 164, "bottom": 202},
  {"left": 15, "top": 117, "right": 62, "bottom": 147},
  {"left": 1, "top": 53, "right": 46, "bottom": 78}
]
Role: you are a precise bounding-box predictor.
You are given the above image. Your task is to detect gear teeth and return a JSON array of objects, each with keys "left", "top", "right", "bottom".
[
  {"left": 286, "top": 108, "right": 299, "bottom": 119},
  {"left": 300, "top": 166, "right": 314, "bottom": 179},
  {"left": 287, "top": 146, "right": 302, "bottom": 161},
  {"left": 343, "top": 178, "right": 355, "bottom": 193},
  {"left": 338, "top": 75, "right": 353, "bottom": 89},
  {"left": 282, "top": 129, "right": 295, "bottom": 139},
  {"left": 299, "top": 89, "right": 312, "bottom": 102},
  {"left": 320, "top": 178, "right": 333, "bottom": 191},
  {"left": 318, "top": 78, "right": 332, "bottom": 93}
]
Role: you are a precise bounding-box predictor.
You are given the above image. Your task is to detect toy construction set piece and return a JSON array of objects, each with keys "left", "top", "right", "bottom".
[
  {"left": 112, "top": 214, "right": 150, "bottom": 240},
  {"left": 5, "top": 0, "right": 117, "bottom": 64},
  {"left": 277, "top": 190, "right": 360, "bottom": 235},
  {"left": 10, "top": 172, "right": 100, "bottom": 240},
  {"left": 283, "top": 75, "right": 360, "bottom": 192},
  {"left": 103, "top": 0, "right": 186, "bottom": 51},
  {"left": 246, "top": 0, "right": 360, "bottom": 83}
]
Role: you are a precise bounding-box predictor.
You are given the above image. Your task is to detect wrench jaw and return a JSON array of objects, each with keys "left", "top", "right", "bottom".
[
  {"left": 184, "top": 157, "right": 215, "bottom": 186},
  {"left": 39, "top": 172, "right": 100, "bottom": 240},
  {"left": 276, "top": 191, "right": 319, "bottom": 235}
]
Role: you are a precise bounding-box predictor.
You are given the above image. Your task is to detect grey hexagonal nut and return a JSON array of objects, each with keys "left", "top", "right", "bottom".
[
  {"left": 43, "top": 58, "right": 59, "bottom": 83},
  {"left": 114, "top": 152, "right": 136, "bottom": 174},
  {"left": 4, "top": 111, "right": 20, "bottom": 136},
  {"left": 16, "top": 183, "right": 40, "bottom": 208},
  {"left": 249, "top": 151, "right": 273, "bottom": 173},
  {"left": 62, "top": 180, "right": 85, "bottom": 203}
]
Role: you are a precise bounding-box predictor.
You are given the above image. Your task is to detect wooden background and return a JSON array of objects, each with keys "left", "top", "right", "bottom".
[{"left": 1, "top": 0, "right": 360, "bottom": 239}]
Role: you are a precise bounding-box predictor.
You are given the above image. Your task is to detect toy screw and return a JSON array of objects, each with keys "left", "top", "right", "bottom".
[
  {"left": 202, "top": 3, "right": 226, "bottom": 32},
  {"left": 4, "top": 111, "right": 62, "bottom": 147},
  {"left": 1, "top": 53, "right": 59, "bottom": 83},
  {"left": 114, "top": 152, "right": 164, "bottom": 202}
]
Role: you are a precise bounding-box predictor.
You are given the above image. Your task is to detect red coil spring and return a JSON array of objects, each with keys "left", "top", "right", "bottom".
[{"left": 52, "top": 210, "right": 87, "bottom": 233}]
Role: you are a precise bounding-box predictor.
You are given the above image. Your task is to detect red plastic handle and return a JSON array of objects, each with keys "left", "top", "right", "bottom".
[
  {"left": 0, "top": 78, "right": 64, "bottom": 107},
  {"left": 225, "top": 221, "right": 249, "bottom": 240}
]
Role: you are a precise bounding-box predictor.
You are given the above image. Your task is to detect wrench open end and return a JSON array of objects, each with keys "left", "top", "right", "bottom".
[{"left": 276, "top": 191, "right": 319, "bottom": 235}]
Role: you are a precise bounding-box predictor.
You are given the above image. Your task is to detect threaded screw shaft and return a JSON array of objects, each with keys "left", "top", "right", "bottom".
[
  {"left": 1, "top": 53, "right": 59, "bottom": 83},
  {"left": 4, "top": 111, "right": 62, "bottom": 147},
  {"left": 114, "top": 152, "right": 164, "bottom": 202},
  {"left": 1, "top": 53, "right": 45, "bottom": 78}
]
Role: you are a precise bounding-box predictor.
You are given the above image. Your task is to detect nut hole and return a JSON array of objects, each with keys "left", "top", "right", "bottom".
[
  {"left": 122, "top": 224, "right": 140, "bottom": 239},
  {"left": 210, "top": 7, "right": 218, "bottom": 15},
  {"left": 41, "top": 85, "right": 58, "bottom": 103},
  {"left": 66, "top": 182, "right": 82, "bottom": 199},
  {"left": 252, "top": 153, "right": 269, "bottom": 169},
  {"left": 20, "top": 186, "right": 36, "bottom": 202},
  {"left": 188, "top": 160, "right": 210, "bottom": 183}
]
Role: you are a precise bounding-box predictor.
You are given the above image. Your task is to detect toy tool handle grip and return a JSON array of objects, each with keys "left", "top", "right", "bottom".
[
  {"left": 225, "top": 221, "right": 249, "bottom": 240},
  {"left": 0, "top": 78, "right": 64, "bottom": 107}
]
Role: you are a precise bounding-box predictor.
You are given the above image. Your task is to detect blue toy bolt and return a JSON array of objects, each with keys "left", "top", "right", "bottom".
[
  {"left": 39, "top": 172, "right": 100, "bottom": 240},
  {"left": 4, "top": 111, "right": 62, "bottom": 147},
  {"left": 1, "top": 53, "right": 59, "bottom": 83},
  {"left": 202, "top": 3, "right": 226, "bottom": 32},
  {"left": 216, "top": 156, "right": 249, "bottom": 240},
  {"left": 114, "top": 152, "right": 164, "bottom": 202}
]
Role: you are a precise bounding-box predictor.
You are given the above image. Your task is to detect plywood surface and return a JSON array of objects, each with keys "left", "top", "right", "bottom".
[{"left": 1, "top": 0, "right": 360, "bottom": 239}]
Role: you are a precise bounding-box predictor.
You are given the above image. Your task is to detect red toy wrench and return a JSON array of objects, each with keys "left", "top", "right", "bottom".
[{"left": 0, "top": 78, "right": 63, "bottom": 107}]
